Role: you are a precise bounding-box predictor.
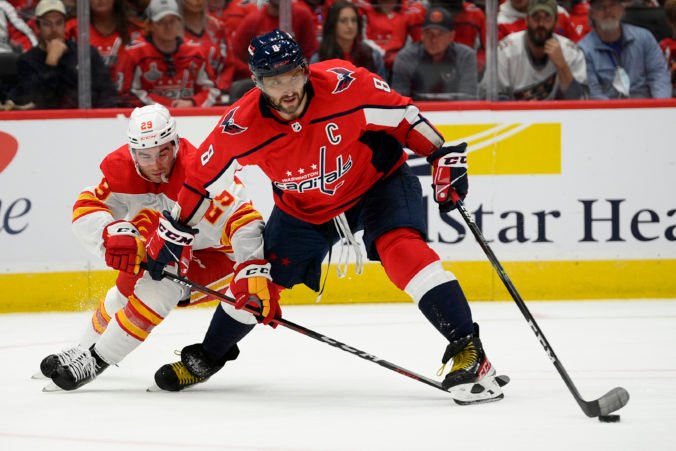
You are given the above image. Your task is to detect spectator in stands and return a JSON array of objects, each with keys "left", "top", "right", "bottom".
[
  {"left": 431, "top": 0, "right": 486, "bottom": 73},
  {"left": 312, "top": 1, "right": 386, "bottom": 78},
  {"left": 1, "top": 0, "right": 37, "bottom": 52},
  {"left": 211, "top": 0, "right": 258, "bottom": 43},
  {"left": 115, "top": 0, "right": 220, "bottom": 107},
  {"left": 569, "top": 0, "right": 591, "bottom": 41},
  {"left": 231, "top": 0, "right": 317, "bottom": 64},
  {"left": 392, "top": 6, "right": 478, "bottom": 99},
  {"left": 361, "top": 0, "right": 418, "bottom": 72},
  {"left": 579, "top": 0, "right": 671, "bottom": 98},
  {"left": 65, "top": 0, "right": 143, "bottom": 81},
  {"left": 498, "top": 0, "right": 579, "bottom": 41},
  {"left": 623, "top": 0, "right": 671, "bottom": 43},
  {"left": 7, "top": 0, "right": 118, "bottom": 109},
  {"left": 659, "top": 0, "right": 676, "bottom": 96},
  {"left": 491, "top": 0, "right": 587, "bottom": 100},
  {"left": 227, "top": 0, "right": 317, "bottom": 101},
  {"left": 181, "top": 0, "right": 230, "bottom": 96}
]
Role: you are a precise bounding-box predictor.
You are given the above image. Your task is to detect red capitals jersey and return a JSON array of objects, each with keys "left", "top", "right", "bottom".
[
  {"left": 177, "top": 59, "right": 445, "bottom": 225},
  {"left": 65, "top": 19, "right": 143, "bottom": 81},
  {"left": 183, "top": 15, "right": 230, "bottom": 92},
  {"left": 362, "top": 2, "right": 417, "bottom": 68},
  {"left": 659, "top": 38, "right": 676, "bottom": 95},
  {"left": 115, "top": 37, "right": 220, "bottom": 107}
]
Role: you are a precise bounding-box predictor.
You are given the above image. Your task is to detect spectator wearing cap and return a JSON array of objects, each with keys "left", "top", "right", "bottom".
[
  {"left": 114, "top": 0, "right": 220, "bottom": 107},
  {"left": 391, "top": 6, "right": 478, "bottom": 100},
  {"left": 7, "top": 0, "right": 118, "bottom": 109},
  {"left": 489, "top": 0, "right": 587, "bottom": 100},
  {"left": 578, "top": 0, "right": 670, "bottom": 98},
  {"left": 497, "top": 0, "right": 579, "bottom": 42}
]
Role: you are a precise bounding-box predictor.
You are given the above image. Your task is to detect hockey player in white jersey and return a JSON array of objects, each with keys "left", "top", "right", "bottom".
[{"left": 38, "top": 104, "right": 272, "bottom": 391}]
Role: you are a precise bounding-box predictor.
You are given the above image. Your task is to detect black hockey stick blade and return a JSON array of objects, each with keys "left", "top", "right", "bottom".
[
  {"left": 454, "top": 200, "right": 630, "bottom": 418},
  {"left": 584, "top": 387, "right": 630, "bottom": 417}
]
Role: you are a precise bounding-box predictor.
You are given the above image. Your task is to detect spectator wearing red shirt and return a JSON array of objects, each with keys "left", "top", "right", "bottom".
[
  {"left": 181, "top": 0, "right": 231, "bottom": 95},
  {"left": 211, "top": 0, "right": 257, "bottom": 42},
  {"left": 361, "top": 0, "right": 420, "bottom": 71},
  {"left": 64, "top": 0, "right": 143, "bottom": 81},
  {"left": 115, "top": 0, "right": 219, "bottom": 107},
  {"left": 2, "top": 0, "right": 37, "bottom": 52},
  {"left": 568, "top": 0, "right": 590, "bottom": 42},
  {"left": 498, "top": 0, "right": 578, "bottom": 42},
  {"left": 432, "top": 0, "right": 486, "bottom": 72},
  {"left": 230, "top": 0, "right": 318, "bottom": 65},
  {"left": 660, "top": 0, "right": 676, "bottom": 96}
]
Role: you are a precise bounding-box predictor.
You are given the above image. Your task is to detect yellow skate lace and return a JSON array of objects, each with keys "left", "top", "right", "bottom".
[
  {"left": 170, "top": 362, "right": 203, "bottom": 386},
  {"left": 436, "top": 342, "right": 479, "bottom": 376}
]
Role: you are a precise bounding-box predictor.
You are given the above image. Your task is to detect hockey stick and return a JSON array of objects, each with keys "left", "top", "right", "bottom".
[
  {"left": 454, "top": 200, "right": 629, "bottom": 417},
  {"left": 160, "top": 269, "right": 455, "bottom": 393}
]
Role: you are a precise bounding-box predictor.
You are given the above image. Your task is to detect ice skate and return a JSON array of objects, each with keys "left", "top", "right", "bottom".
[
  {"left": 439, "top": 324, "right": 506, "bottom": 405},
  {"left": 152, "top": 343, "right": 239, "bottom": 392},
  {"left": 47, "top": 346, "right": 109, "bottom": 391},
  {"left": 38, "top": 346, "right": 88, "bottom": 379}
]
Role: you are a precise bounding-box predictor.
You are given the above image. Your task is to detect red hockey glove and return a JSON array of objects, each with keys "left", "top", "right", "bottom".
[
  {"left": 231, "top": 259, "right": 281, "bottom": 327},
  {"left": 427, "top": 142, "right": 469, "bottom": 212},
  {"left": 102, "top": 221, "right": 145, "bottom": 275},
  {"left": 145, "top": 211, "right": 198, "bottom": 281}
]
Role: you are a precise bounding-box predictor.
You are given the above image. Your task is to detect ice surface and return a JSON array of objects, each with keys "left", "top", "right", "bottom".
[{"left": 1, "top": 300, "right": 674, "bottom": 451}]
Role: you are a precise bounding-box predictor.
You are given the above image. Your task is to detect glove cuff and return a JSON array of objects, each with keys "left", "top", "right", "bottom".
[
  {"left": 234, "top": 259, "right": 272, "bottom": 282},
  {"left": 426, "top": 142, "right": 468, "bottom": 164}
]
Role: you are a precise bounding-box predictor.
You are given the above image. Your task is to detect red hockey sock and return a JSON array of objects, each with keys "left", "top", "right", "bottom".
[{"left": 375, "top": 228, "right": 441, "bottom": 290}]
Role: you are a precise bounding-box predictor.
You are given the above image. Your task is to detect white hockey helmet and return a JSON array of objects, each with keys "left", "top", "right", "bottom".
[{"left": 127, "top": 104, "right": 179, "bottom": 154}]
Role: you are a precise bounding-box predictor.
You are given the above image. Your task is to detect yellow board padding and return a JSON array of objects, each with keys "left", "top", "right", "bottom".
[
  {"left": 1, "top": 259, "right": 674, "bottom": 313},
  {"left": 436, "top": 123, "right": 562, "bottom": 175}
]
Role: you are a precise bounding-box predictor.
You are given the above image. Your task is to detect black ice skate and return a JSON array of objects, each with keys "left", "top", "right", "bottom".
[
  {"left": 440, "top": 324, "right": 505, "bottom": 404},
  {"left": 39, "top": 346, "right": 88, "bottom": 378},
  {"left": 48, "top": 346, "right": 109, "bottom": 391},
  {"left": 152, "top": 343, "right": 239, "bottom": 392}
]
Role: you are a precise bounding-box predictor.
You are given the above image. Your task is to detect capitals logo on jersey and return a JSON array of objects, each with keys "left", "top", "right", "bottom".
[
  {"left": 327, "top": 67, "right": 356, "bottom": 94},
  {"left": 220, "top": 107, "right": 248, "bottom": 135}
]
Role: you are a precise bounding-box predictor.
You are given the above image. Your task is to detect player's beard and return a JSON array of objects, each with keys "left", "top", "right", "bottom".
[
  {"left": 269, "top": 88, "right": 307, "bottom": 117},
  {"left": 527, "top": 25, "right": 554, "bottom": 48}
]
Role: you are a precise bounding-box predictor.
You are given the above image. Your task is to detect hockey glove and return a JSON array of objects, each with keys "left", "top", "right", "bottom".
[
  {"left": 427, "top": 142, "right": 469, "bottom": 212},
  {"left": 102, "top": 221, "right": 145, "bottom": 275},
  {"left": 145, "top": 211, "right": 198, "bottom": 281},
  {"left": 231, "top": 259, "right": 281, "bottom": 327}
]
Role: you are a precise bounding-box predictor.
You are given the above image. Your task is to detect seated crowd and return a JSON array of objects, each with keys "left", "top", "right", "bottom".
[{"left": 0, "top": 0, "right": 673, "bottom": 109}]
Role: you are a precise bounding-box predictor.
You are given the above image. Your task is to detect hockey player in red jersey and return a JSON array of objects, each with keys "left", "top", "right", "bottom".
[
  {"left": 146, "top": 29, "right": 505, "bottom": 403},
  {"left": 38, "top": 104, "right": 270, "bottom": 391}
]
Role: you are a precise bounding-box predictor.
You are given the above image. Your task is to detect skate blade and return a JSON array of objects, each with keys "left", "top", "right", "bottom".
[
  {"left": 42, "top": 382, "right": 64, "bottom": 392},
  {"left": 32, "top": 371, "right": 47, "bottom": 380},
  {"left": 449, "top": 373, "right": 508, "bottom": 406},
  {"left": 146, "top": 383, "right": 163, "bottom": 392}
]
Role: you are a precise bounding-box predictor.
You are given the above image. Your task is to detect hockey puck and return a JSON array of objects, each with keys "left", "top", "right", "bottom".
[{"left": 598, "top": 415, "right": 620, "bottom": 423}]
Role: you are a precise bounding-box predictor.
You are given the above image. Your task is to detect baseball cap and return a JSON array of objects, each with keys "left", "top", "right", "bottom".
[
  {"left": 34, "top": 0, "right": 66, "bottom": 17},
  {"left": 423, "top": 7, "right": 454, "bottom": 32},
  {"left": 146, "top": 0, "right": 181, "bottom": 22},
  {"left": 528, "top": 0, "right": 557, "bottom": 17}
]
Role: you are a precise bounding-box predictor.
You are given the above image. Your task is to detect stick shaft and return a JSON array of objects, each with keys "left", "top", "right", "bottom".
[
  {"left": 161, "top": 270, "right": 449, "bottom": 393},
  {"left": 455, "top": 200, "right": 623, "bottom": 416}
]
